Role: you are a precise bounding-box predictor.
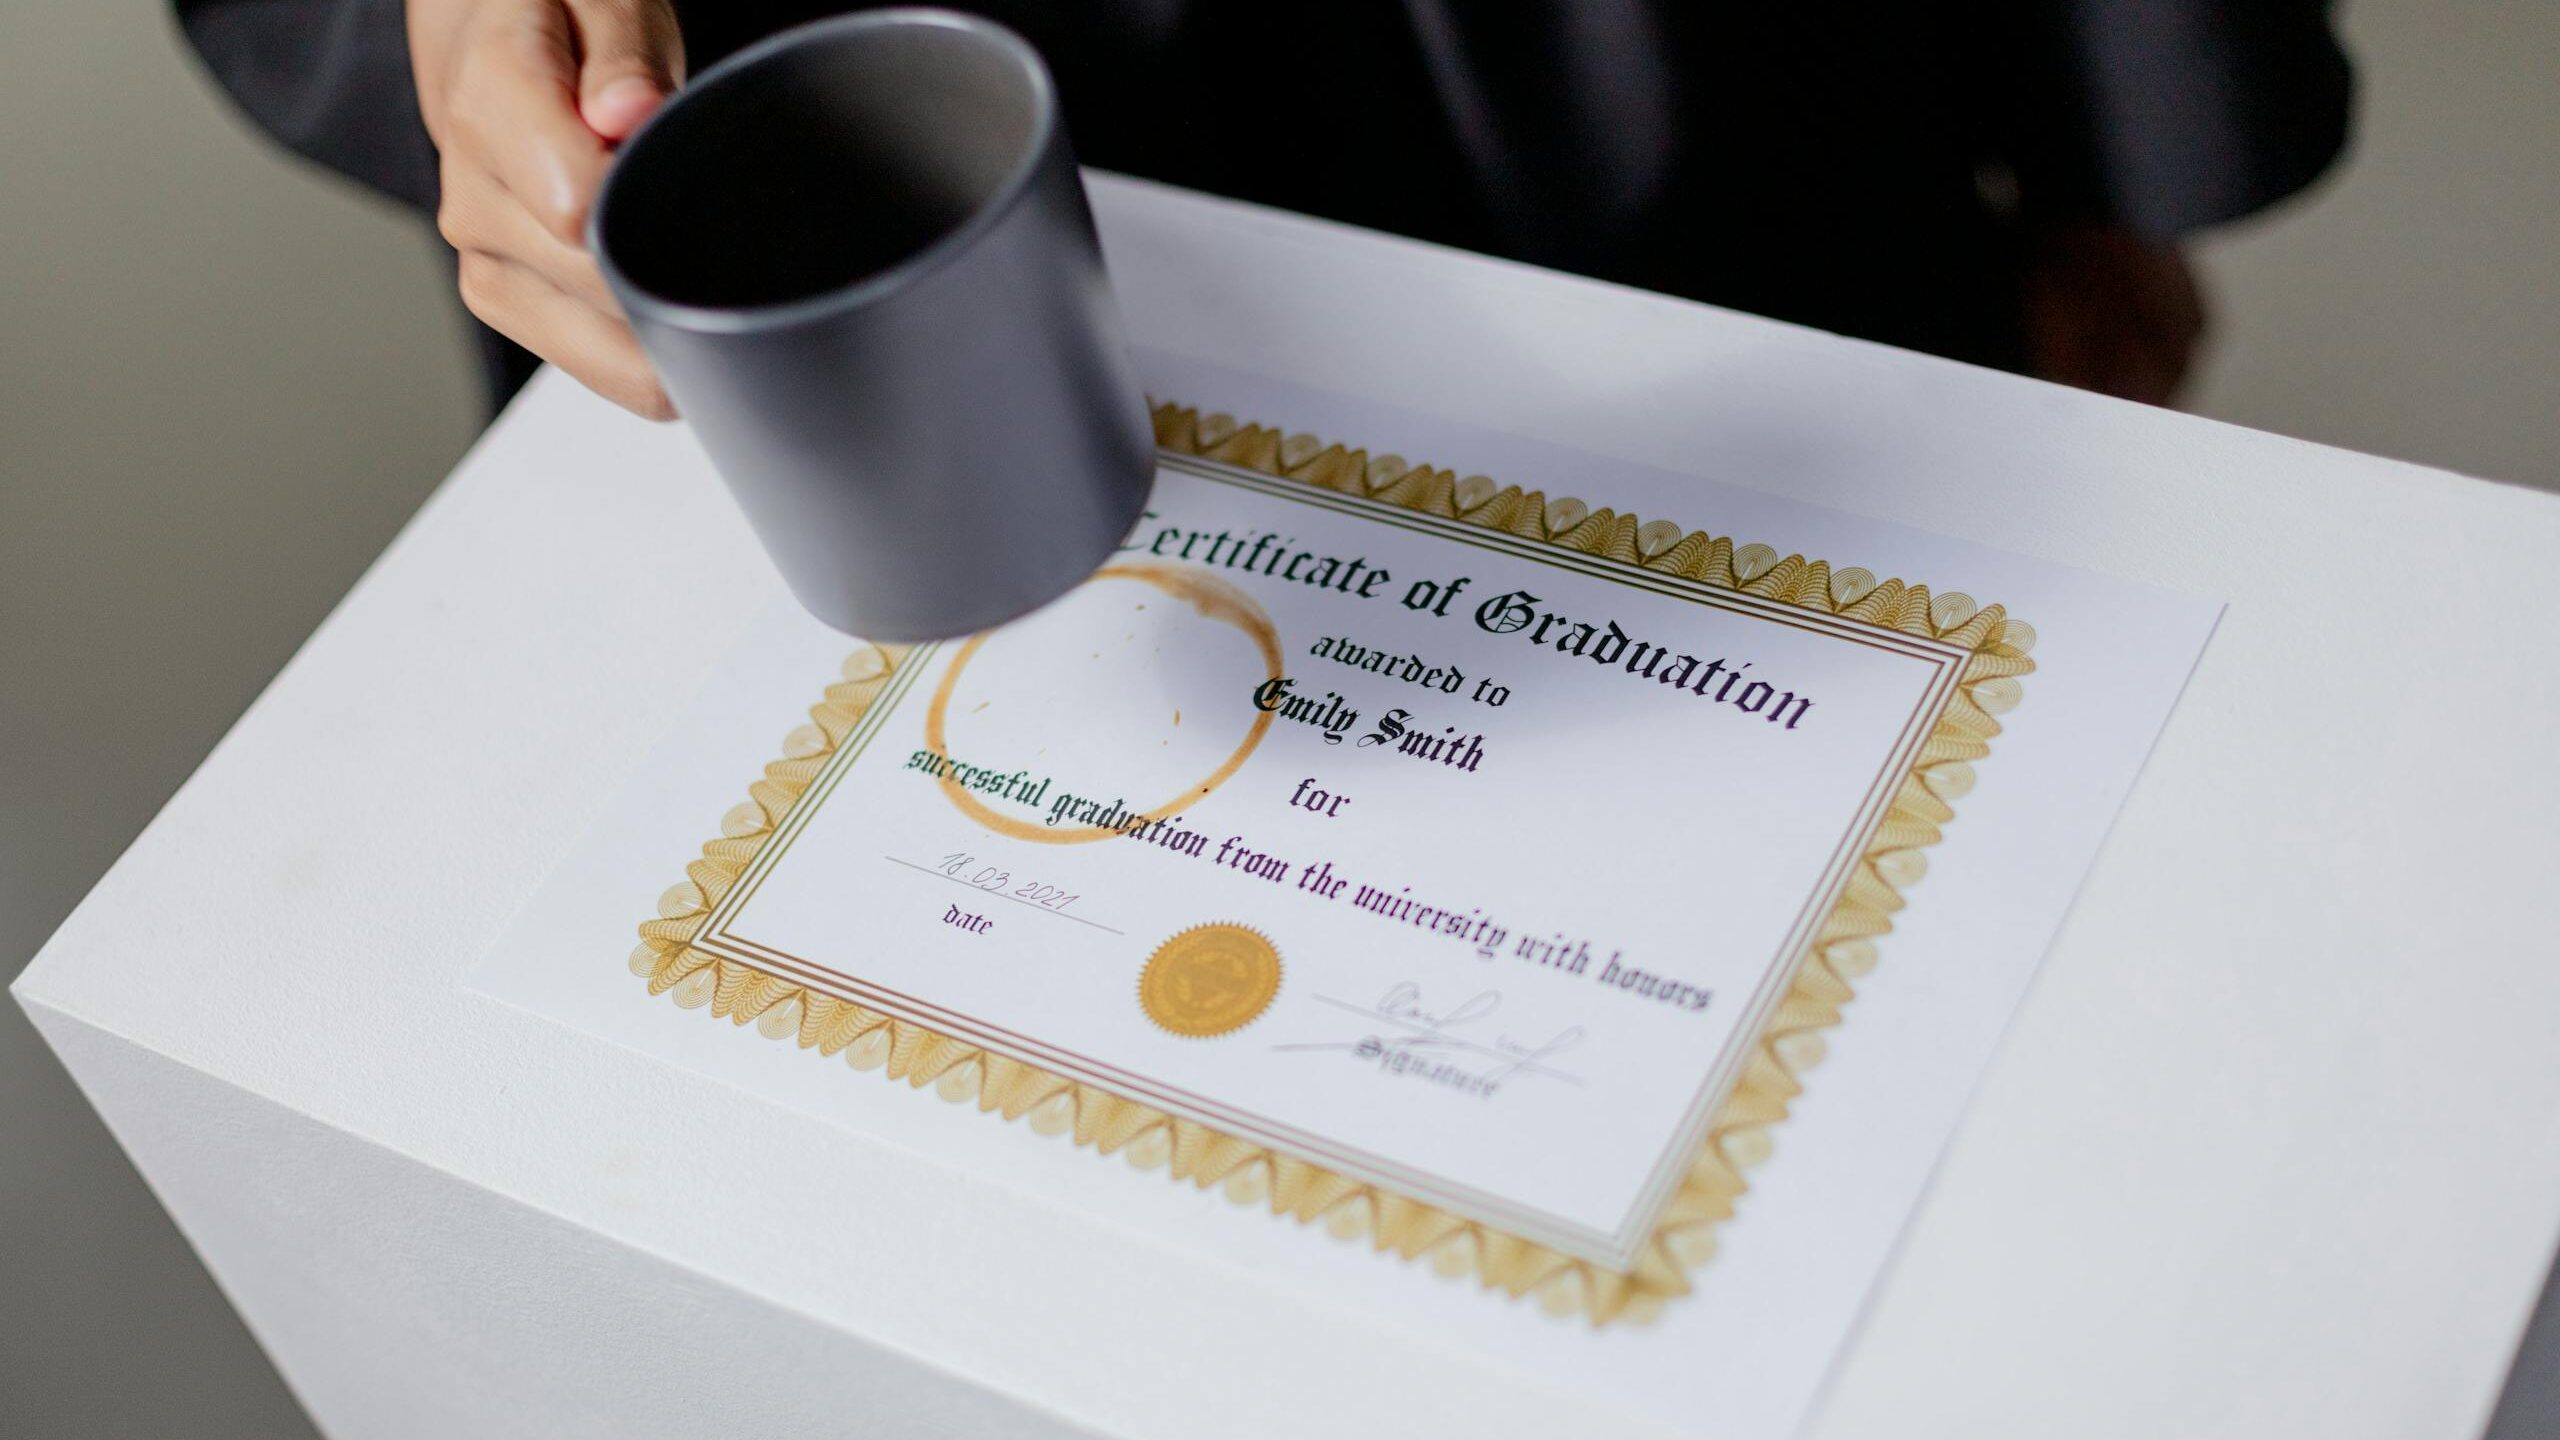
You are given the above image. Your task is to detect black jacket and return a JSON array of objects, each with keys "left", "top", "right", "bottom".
[{"left": 174, "top": 1, "right": 2352, "bottom": 404}]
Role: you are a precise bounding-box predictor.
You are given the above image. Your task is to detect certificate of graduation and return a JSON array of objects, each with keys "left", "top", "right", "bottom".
[{"left": 477, "top": 355, "right": 2216, "bottom": 1431}]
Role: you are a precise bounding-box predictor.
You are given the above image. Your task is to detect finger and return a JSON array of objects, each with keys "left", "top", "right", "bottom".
[
  {"left": 2073, "top": 317, "right": 2187, "bottom": 407},
  {"left": 457, "top": 252, "right": 675, "bottom": 420},
  {"left": 437, "top": 158, "right": 620, "bottom": 313},
  {"left": 2123, "top": 330, "right": 2195, "bottom": 407},
  {"left": 2022, "top": 282, "right": 2099, "bottom": 392},
  {"left": 2119, "top": 247, "right": 2205, "bottom": 404},
  {"left": 567, "top": 0, "right": 686, "bottom": 139},
  {"left": 2144, "top": 249, "right": 2210, "bottom": 351},
  {"left": 447, "top": 9, "right": 614, "bottom": 245}
]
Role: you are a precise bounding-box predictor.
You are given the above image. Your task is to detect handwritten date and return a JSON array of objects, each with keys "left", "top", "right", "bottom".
[{"left": 936, "top": 852, "right": 1079, "bottom": 912}]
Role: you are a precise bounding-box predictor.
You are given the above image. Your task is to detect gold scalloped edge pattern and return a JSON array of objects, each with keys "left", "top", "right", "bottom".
[{"left": 628, "top": 403, "right": 2036, "bottom": 1328}]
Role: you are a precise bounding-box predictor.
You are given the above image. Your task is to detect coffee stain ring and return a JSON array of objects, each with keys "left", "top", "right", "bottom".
[{"left": 921, "top": 563, "right": 1284, "bottom": 845}]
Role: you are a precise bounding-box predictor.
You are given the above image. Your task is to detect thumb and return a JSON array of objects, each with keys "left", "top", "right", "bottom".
[{"left": 569, "top": 0, "right": 685, "bottom": 141}]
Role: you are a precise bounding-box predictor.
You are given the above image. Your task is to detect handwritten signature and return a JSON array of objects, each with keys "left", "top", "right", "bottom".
[{"left": 1274, "top": 982, "right": 1584, "bottom": 1087}]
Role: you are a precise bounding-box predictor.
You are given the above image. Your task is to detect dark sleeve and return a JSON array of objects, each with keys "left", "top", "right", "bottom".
[
  {"left": 2001, "top": 0, "right": 2355, "bottom": 237},
  {"left": 172, "top": 0, "right": 440, "bottom": 214}
]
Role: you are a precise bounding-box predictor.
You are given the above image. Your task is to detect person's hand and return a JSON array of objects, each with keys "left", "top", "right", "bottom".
[
  {"left": 410, "top": 0, "right": 685, "bottom": 419},
  {"left": 2021, "top": 223, "right": 2210, "bottom": 408}
]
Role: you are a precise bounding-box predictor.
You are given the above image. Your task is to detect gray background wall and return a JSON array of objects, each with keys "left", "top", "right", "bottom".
[{"left": 2, "top": 2, "right": 2552, "bottom": 1436}]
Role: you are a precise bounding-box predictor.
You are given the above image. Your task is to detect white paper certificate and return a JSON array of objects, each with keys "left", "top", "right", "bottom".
[{"left": 688, "top": 452, "right": 1965, "bottom": 1268}]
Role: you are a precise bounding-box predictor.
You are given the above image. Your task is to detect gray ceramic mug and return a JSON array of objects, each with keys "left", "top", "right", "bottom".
[{"left": 591, "top": 9, "right": 1154, "bottom": 641}]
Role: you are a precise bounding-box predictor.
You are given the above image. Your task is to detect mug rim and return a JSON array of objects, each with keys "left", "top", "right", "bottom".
[{"left": 589, "top": 7, "right": 1060, "bottom": 336}]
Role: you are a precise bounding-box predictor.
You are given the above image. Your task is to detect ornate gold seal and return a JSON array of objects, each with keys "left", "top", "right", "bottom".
[{"left": 1139, "top": 923, "right": 1282, "bottom": 1037}]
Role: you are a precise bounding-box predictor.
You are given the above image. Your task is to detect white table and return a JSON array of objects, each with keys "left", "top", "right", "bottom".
[{"left": 18, "top": 175, "right": 2560, "bottom": 1440}]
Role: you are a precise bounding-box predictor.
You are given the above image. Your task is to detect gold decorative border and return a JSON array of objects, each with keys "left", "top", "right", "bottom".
[{"left": 628, "top": 403, "right": 2036, "bottom": 1326}]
